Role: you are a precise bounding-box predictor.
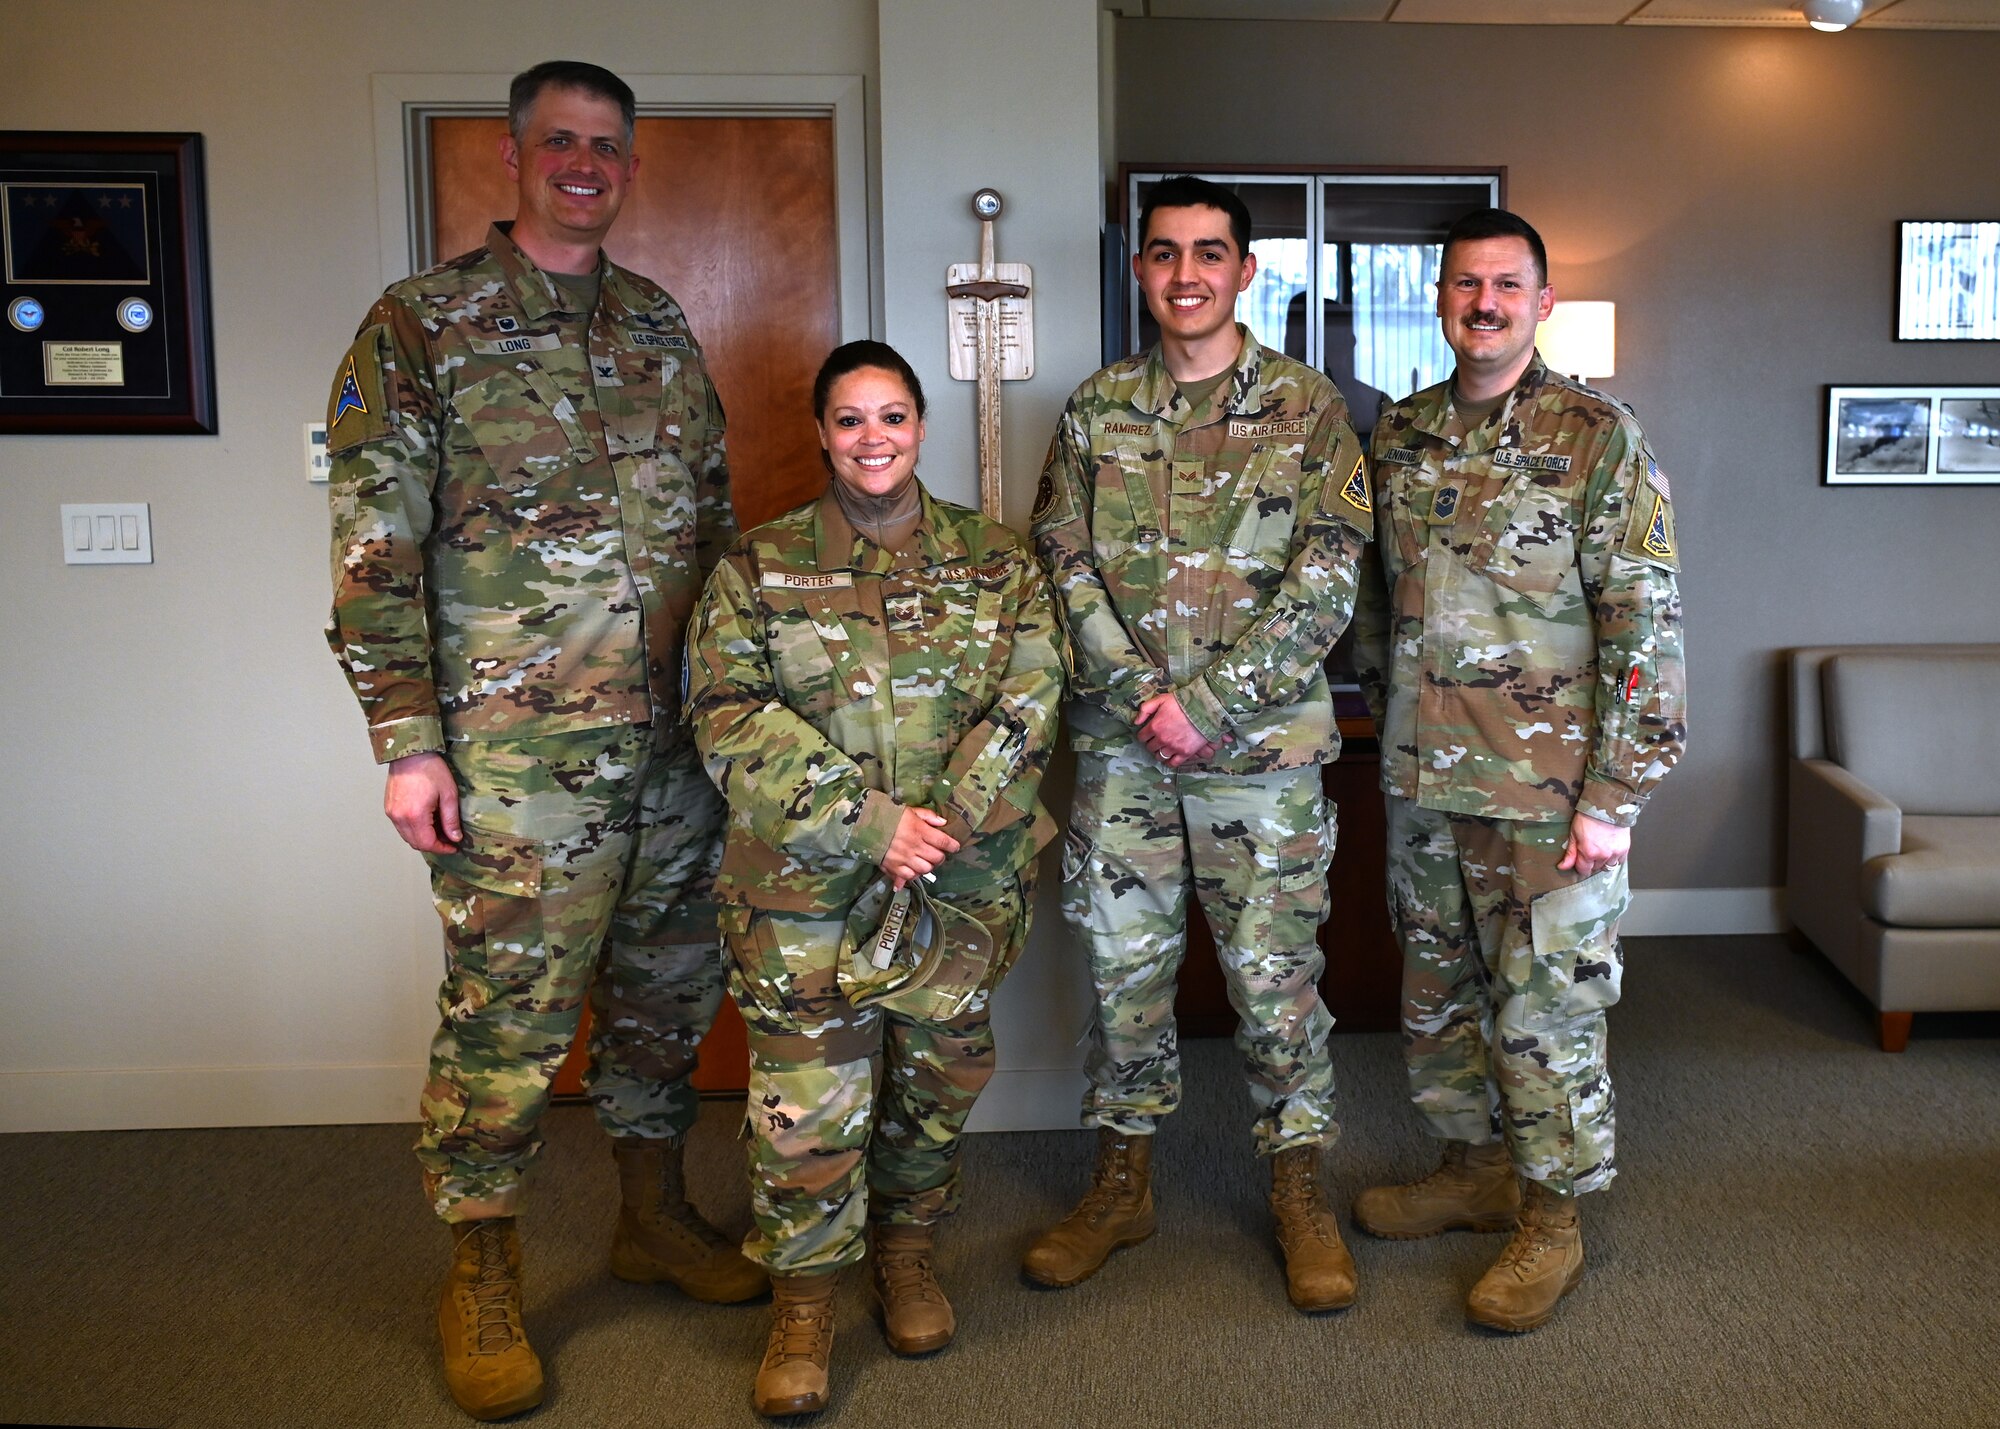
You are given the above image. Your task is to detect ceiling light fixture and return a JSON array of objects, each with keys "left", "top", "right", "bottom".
[{"left": 1801, "top": 0, "right": 1864, "bottom": 31}]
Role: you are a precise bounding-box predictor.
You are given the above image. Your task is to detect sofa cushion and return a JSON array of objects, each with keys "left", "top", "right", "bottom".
[
  {"left": 1861, "top": 816, "right": 2000, "bottom": 927},
  {"left": 1823, "top": 651, "right": 2000, "bottom": 815}
]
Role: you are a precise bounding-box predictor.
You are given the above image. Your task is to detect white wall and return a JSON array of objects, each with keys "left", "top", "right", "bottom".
[{"left": 0, "top": 0, "right": 1104, "bottom": 1132}]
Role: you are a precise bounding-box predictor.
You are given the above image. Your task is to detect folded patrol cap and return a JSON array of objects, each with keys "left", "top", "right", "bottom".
[{"left": 838, "top": 876, "right": 995, "bottom": 1020}]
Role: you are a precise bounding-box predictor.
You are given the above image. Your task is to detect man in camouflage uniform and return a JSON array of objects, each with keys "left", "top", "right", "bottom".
[
  {"left": 324, "top": 61, "right": 760, "bottom": 1420},
  {"left": 1350, "top": 208, "right": 1686, "bottom": 1332},
  {"left": 1026, "top": 175, "right": 1373, "bottom": 1311}
]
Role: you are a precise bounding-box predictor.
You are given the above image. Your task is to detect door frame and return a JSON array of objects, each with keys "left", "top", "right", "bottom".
[{"left": 370, "top": 72, "right": 871, "bottom": 343}]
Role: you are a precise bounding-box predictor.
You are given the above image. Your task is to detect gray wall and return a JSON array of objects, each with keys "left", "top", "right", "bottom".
[
  {"left": 1118, "top": 18, "right": 2000, "bottom": 889},
  {"left": 0, "top": 0, "right": 1103, "bottom": 1132}
]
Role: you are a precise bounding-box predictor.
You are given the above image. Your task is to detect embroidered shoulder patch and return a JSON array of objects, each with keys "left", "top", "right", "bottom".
[
  {"left": 1620, "top": 485, "right": 1679, "bottom": 570},
  {"left": 1338, "top": 455, "right": 1372, "bottom": 514},
  {"left": 326, "top": 327, "right": 392, "bottom": 455},
  {"left": 332, "top": 354, "right": 367, "bottom": 427},
  {"left": 1641, "top": 494, "right": 1675, "bottom": 560}
]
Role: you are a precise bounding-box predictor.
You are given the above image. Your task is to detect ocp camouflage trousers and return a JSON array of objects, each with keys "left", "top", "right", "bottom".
[
  {"left": 1063, "top": 748, "right": 1339, "bottom": 1155},
  {"left": 724, "top": 870, "right": 1032, "bottom": 1273},
  {"left": 416, "top": 725, "right": 725, "bottom": 1221},
  {"left": 1385, "top": 796, "right": 1630, "bottom": 1196}
]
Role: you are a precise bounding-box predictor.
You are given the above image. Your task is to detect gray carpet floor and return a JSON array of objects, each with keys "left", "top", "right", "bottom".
[{"left": 4, "top": 934, "right": 1998, "bottom": 1429}]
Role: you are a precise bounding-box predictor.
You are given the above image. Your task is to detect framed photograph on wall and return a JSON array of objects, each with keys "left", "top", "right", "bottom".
[
  {"left": 1897, "top": 221, "right": 2000, "bottom": 341},
  {"left": 0, "top": 131, "right": 216, "bottom": 434},
  {"left": 1825, "top": 386, "right": 2000, "bottom": 485}
]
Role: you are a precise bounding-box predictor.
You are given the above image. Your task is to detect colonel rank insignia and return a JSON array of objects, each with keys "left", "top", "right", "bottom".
[{"left": 332, "top": 355, "right": 368, "bottom": 428}]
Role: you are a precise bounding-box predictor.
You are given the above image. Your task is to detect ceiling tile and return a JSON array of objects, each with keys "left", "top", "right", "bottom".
[
  {"left": 1863, "top": 0, "right": 2000, "bottom": 29},
  {"left": 1144, "top": 0, "right": 1393, "bottom": 17},
  {"left": 1628, "top": 0, "right": 1904, "bottom": 23},
  {"left": 1392, "top": 0, "right": 1640, "bottom": 21}
]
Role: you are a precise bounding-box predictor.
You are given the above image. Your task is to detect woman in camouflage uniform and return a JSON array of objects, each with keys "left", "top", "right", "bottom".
[{"left": 686, "top": 341, "right": 1064, "bottom": 1417}]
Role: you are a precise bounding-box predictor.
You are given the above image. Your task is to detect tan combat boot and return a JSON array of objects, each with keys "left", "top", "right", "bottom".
[
  {"left": 753, "top": 1269, "right": 839, "bottom": 1417},
  {"left": 871, "top": 1221, "right": 954, "bottom": 1354},
  {"left": 1021, "top": 1129, "right": 1156, "bottom": 1287},
  {"left": 1269, "top": 1145, "right": 1358, "bottom": 1311},
  {"left": 437, "top": 1218, "right": 543, "bottom": 1421},
  {"left": 609, "top": 1136, "right": 767, "bottom": 1303},
  {"left": 1465, "top": 1178, "right": 1584, "bottom": 1332},
  {"left": 1352, "top": 1139, "right": 1520, "bottom": 1239}
]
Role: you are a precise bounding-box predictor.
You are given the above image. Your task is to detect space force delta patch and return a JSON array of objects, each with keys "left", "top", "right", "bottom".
[
  {"left": 1641, "top": 494, "right": 1675, "bottom": 560},
  {"left": 1491, "top": 449, "right": 1573, "bottom": 472},
  {"left": 1338, "top": 454, "right": 1371, "bottom": 514}
]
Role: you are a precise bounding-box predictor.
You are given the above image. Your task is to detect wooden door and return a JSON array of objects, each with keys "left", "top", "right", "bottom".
[{"left": 429, "top": 113, "right": 842, "bottom": 1093}]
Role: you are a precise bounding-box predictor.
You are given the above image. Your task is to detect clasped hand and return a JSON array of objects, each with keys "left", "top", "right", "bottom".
[
  {"left": 882, "top": 807, "right": 961, "bottom": 889},
  {"left": 1134, "top": 692, "right": 1215, "bottom": 769}
]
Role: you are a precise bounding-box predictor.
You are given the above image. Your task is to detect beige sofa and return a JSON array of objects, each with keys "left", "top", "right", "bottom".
[{"left": 1787, "top": 645, "right": 2000, "bottom": 1050}]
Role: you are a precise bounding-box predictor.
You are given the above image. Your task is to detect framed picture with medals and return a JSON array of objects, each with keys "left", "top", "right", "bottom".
[{"left": 1, "top": 132, "right": 217, "bottom": 434}]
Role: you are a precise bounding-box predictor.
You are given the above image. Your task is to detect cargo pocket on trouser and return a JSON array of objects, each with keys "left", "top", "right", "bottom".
[
  {"left": 426, "top": 824, "right": 548, "bottom": 1010},
  {"left": 719, "top": 904, "right": 805, "bottom": 1039},
  {"left": 1268, "top": 810, "right": 1335, "bottom": 944},
  {"left": 1504, "top": 861, "right": 1631, "bottom": 1194},
  {"left": 420, "top": 824, "right": 550, "bottom": 1169}
]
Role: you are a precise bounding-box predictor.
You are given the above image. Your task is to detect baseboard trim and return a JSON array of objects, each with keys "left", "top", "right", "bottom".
[
  {"left": 4, "top": 888, "right": 1785, "bottom": 1134},
  {"left": 0, "top": 1064, "right": 421, "bottom": 1134},
  {"left": 1625, "top": 886, "right": 1787, "bottom": 936}
]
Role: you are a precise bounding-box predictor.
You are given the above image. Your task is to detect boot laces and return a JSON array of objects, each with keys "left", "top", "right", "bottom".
[
  {"left": 643, "top": 1148, "right": 733, "bottom": 1251},
  {"left": 875, "top": 1248, "right": 945, "bottom": 1304},
  {"left": 1495, "top": 1191, "right": 1568, "bottom": 1271},
  {"left": 1071, "top": 1151, "right": 1133, "bottom": 1228},
  {"left": 1272, "top": 1157, "right": 1333, "bottom": 1247},
  {"left": 763, "top": 1302, "right": 834, "bottom": 1367},
  {"left": 461, "top": 1222, "right": 523, "bottom": 1355}
]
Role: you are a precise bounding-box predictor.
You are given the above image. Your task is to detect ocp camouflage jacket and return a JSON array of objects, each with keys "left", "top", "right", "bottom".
[
  {"left": 688, "top": 485, "right": 1063, "bottom": 914},
  {"left": 325, "top": 222, "right": 735, "bottom": 762},
  {"left": 1352, "top": 354, "right": 1687, "bottom": 827},
  {"left": 1031, "top": 328, "right": 1371, "bottom": 775}
]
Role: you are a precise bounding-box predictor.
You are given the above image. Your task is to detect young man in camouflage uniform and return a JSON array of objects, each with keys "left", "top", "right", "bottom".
[
  {"left": 324, "top": 61, "right": 760, "bottom": 1420},
  {"left": 1027, "top": 175, "right": 1374, "bottom": 1311},
  {"left": 1350, "top": 208, "right": 1686, "bottom": 1332}
]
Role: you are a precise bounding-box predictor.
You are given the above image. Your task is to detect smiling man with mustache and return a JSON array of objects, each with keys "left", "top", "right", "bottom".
[{"left": 1351, "top": 208, "right": 1687, "bottom": 1333}]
